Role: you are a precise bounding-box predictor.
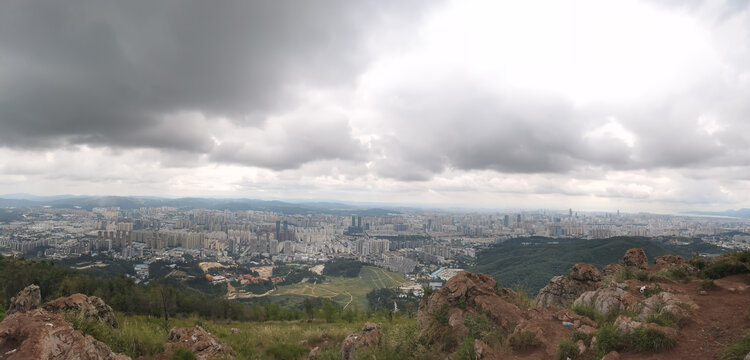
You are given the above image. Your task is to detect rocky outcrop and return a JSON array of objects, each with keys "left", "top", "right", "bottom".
[
  {"left": 419, "top": 272, "right": 522, "bottom": 336},
  {"left": 0, "top": 308, "right": 128, "bottom": 360},
  {"left": 6, "top": 285, "right": 41, "bottom": 316},
  {"left": 637, "top": 292, "right": 696, "bottom": 322},
  {"left": 473, "top": 339, "right": 498, "bottom": 360},
  {"left": 613, "top": 315, "right": 678, "bottom": 340},
  {"left": 340, "top": 322, "right": 383, "bottom": 360},
  {"left": 164, "top": 325, "right": 235, "bottom": 360},
  {"left": 574, "top": 284, "right": 639, "bottom": 316},
  {"left": 43, "top": 293, "right": 119, "bottom": 328},
  {"left": 622, "top": 248, "right": 648, "bottom": 269},
  {"left": 654, "top": 255, "right": 684, "bottom": 266},
  {"left": 536, "top": 263, "right": 601, "bottom": 309}
]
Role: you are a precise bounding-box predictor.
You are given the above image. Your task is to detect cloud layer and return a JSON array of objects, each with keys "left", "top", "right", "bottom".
[{"left": 1, "top": 0, "right": 750, "bottom": 212}]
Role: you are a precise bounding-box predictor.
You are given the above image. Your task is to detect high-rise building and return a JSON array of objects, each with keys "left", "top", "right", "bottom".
[{"left": 503, "top": 215, "right": 509, "bottom": 227}]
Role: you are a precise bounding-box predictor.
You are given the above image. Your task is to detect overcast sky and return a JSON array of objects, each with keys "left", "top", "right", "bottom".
[{"left": 1, "top": 0, "right": 750, "bottom": 212}]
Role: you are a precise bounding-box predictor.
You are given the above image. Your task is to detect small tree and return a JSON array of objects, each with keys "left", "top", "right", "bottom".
[{"left": 304, "top": 298, "right": 314, "bottom": 320}]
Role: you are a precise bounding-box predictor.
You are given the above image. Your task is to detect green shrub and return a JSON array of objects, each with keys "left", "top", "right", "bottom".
[
  {"left": 666, "top": 267, "right": 690, "bottom": 282},
  {"left": 571, "top": 330, "right": 592, "bottom": 345},
  {"left": 571, "top": 303, "right": 602, "bottom": 323},
  {"left": 720, "top": 331, "right": 750, "bottom": 360},
  {"left": 635, "top": 270, "right": 650, "bottom": 282},
  {"left": 507, "top": 330, "right": 541, "bottom": 351},
  {"left": 432, "top": 304, "right": 449, "bottom": 325},
  {"left": 690, "top": 254, "right": 708, "bottom": 270},
  {"left": 264, "top": 343, "right": 309, "bottom": 360},
  {"left": 455, "top": 337, "right": 476, "bottom": 360},
  {"left": 703, "top": 260, "right": 749, "bottom": 279},
  {"left": 646, "top": 310, "right": 685, "bottom": 328},
  {"left": 171, "top": 348, "right": 196, "bottom": 360},
  {"left": 700, "top": 279, "right": 717, "bottom": 290},
  {"left": 555, "top": 339, "right": 579, "bottom": 360},
  {"left": 595, "top": 325, "right": 622, "bottom": 354},
  {"left": 621, "top": 327, "right": 675, "bottom": 352},
  {"left": 643, "top": 283, "right": 664, "bottom": 297}
]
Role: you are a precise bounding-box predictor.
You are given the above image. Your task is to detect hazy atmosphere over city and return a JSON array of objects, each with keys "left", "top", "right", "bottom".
[{"left": 2, "top": 0, "right": 750, "bottom": 212}]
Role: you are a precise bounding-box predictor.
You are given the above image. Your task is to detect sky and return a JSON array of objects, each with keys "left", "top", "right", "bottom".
[{"left": 1, "top": 0, "right": 750, "bottom": 213}]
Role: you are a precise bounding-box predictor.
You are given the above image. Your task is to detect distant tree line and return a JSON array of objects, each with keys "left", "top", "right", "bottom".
[
  {"left": 322, "top": 258, "right": 364, "bottom": 278},
  {"left": 0, "top": 256, "right": 303, "bottom": 322}
]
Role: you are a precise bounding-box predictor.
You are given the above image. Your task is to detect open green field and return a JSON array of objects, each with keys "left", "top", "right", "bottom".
[{"left": 270, "top": 266, "right": 406, "bottom": 310}]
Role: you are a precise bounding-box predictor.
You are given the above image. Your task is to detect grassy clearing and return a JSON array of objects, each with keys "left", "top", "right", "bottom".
[
  {"left": 720, "top": 331, "right": 750, "bottom": 360},
  {"left": 69, "top": 311, "right": 430, "bottom": 360},
  {"left": 271, "top": 266, "right": 405, "bottom": 310}
]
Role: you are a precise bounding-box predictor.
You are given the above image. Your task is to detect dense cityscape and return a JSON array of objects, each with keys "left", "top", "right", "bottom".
[{"left": 2, "top": 200, "right": 749, "bottom": 283}]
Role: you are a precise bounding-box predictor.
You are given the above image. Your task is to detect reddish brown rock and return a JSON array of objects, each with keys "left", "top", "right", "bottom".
[
  {"left": 473, "top": 339, "right": 498, "bottom": 360},
  {"left": 43, "top": 293, "right": 119, "bottom": 328},
  {"left": 654, "top": 255, "right": 685, "bottom": 266},
  {"left": 6, "top": 285, "right": 41, "bottom": 316},
  {"left": 570, "top": 263, "right": 602, "bottom": 282},
  {"left": 602, "top": 264, "right": 622, "bottom": 277},
  {"left": 163, "top": 325, "right": 235, "bottom": 360},
  {"left": 622, "top": 248, "right": 648, "bottom": 269},
  {"left": 0, "top": 308, "right": 128, "bottom": 360},
  {"left": 602, "top": 351, "right": 620, "bottom": 360},
  {"left": 340, "top": 322, "right": 383, "bottom": 360},
  {"left": 536, "top": 263, "right": 601, "bottom": 309}
]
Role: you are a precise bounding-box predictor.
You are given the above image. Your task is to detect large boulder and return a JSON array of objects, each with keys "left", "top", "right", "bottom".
[
  {"left": 164, "top": 325, "right": 235, "bottom": 360},
  {"left": 6, "top": 285, "right": 41, "bottom": 316},
  {"left": 654, "top": 255, "right": 684, "bottom": 266},
  {"left": 570, "top": 263, "right": 602, "bottom": 282},
  {"left": 574, "top": 284, "right": 639, "bottom": 316},
  {"left": 0, "top": 308, "right": 128, "bottom": 360},
  {"left": 613, "top": 315, "right": 678, "bottom": 340},
  {"left": 418, "top": 272, "right": 522, "bottom": 334},
  {"left": 43, "top": 293, "right": 119, "bottom": 328},
  {"left": 341, "top": 322, "right": 383, "bottom": 360},
  {"left": 637, "top": 292, "right": 696, "bottom": 322},
  {"left": 536, "top": 263, "right": 601, "bottom": 309},
  {"left": 622, "top": 248, "right": 648, "bottom": 269}
]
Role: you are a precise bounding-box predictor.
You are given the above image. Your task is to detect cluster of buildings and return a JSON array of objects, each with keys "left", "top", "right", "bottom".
[{"left": 1, "top": 205, "right": 750, "bottom": 273}]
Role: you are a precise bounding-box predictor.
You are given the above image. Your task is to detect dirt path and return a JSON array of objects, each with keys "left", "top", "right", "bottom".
[
  {"left": 343, "top": 292, "right": 354, "bottom": 310},
  {"left": 622, "top": 274, "right": 750, "bottom": 360}
]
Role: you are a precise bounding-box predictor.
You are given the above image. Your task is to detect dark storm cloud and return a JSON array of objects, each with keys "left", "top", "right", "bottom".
[{"left": 0, "top": 0, "right": 431, "bottom": 159}]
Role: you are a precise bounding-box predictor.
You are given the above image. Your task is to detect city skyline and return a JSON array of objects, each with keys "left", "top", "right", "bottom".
[{"left": 2, "top": 1, "right": 750, "bottom": 213}]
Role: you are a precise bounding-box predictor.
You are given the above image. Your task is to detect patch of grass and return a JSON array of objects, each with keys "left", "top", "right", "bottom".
[
  {"left": 621, "top": 327, "right": 675, "bottom": 352},
  {"left": 464, "top": 312, "right": 503, "bottom": 346},
  {"left": 507, "top": 330, "right": 541, "bottom": 352},
  {"left": 511, "top": 284, "right": 534, "bottom": 311},
  {"left": 702, "top": 260, "right": 749, "bottom": 279},
  {"left": 635, "top": 270, "right": 650, "bottom": 282},
  {"left": 171, "top": 348, "right": 197, "bottom": 360},
  {"left": 64, "top": 312, "right": 164, "bottom": 358},
  {"left": 555, "top": 339, "right": 579, "bottom": 360},
  {"left": 720, "top": 331, "right": 750, "bottom": 360},
  {"left": 595, "top": 324, "right": 622, "bottom": 355},
  {"left": 264, "top": 343, "right": 309, "bottom": 360},
  {"left": 665, "top": 267, "right": 691, "bottom": 282},
  {"left": 571, "top": 330, "right": 592, "bottom": 346},
  {"left": 700, "top": 279, "right": 717, "bottom": 290},
  {"left": 571, "top": 303, "right": 603, "bottom": 323},
  {"left": 646, "top": 310, "right": 685, "bottom": 328},
  {"left": 455, "top": 337, "right": 476, "bottom": 360},
  {"left": 643, "top": 283, "right": 664, "bottom": 297}
]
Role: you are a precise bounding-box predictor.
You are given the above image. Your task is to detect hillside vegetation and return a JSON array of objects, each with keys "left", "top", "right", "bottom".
[{"left": 471, "top": 237, "right": 698, "bottom": 292}]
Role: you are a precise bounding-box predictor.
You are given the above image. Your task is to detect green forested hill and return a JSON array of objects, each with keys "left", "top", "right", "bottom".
[{"left": 471, "top": 237, "right": 696, "bottom": 294}]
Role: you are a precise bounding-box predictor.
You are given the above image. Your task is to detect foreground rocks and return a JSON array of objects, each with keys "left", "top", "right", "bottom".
[
  {"left": 163, "top": 325, "right": 235, "bottom": 360},
  {"left": 574, "top": 283, "right": 639, "bottom": 316},
  {"left": 622, "top": 248, "right": 649, "bottom": 269},
  {"left": 536, "top": 263, "right": 602, "bottom": 309},
  {"left": 43, "top": 293, "right": 119, "bottom": 328},
  {"left": 0, "top": 309, "right": 128, "bottom": 360},
  {"left": 340, "top": 322, "right": 383, "bottom": 360},
  {"left": 6, "top": 285, "right": 41, "bottom": 316}
]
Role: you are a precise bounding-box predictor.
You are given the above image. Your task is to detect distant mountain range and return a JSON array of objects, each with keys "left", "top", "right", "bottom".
[
  {"left": 685, "top": 208, "right": 750, "bottom": 219},
  {"left": 0, "top": 194, "right": 398, "bottom": 216}
]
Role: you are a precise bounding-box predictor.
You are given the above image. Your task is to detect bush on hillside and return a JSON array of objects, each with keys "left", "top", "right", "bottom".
[
  {"left": 555, "top": 339, "right": 579, "bottom": 360},
  {"left": 702, "top": 260, "right": 749, "bottom": 279},
  {"left": 322, "top": 259, "right": 364, "bottom": 278}
]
